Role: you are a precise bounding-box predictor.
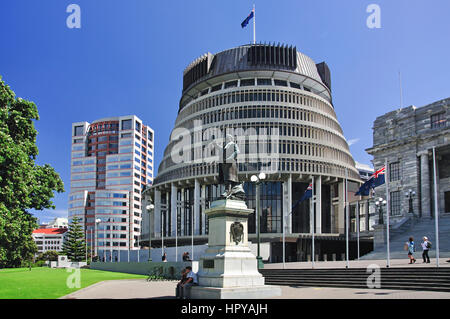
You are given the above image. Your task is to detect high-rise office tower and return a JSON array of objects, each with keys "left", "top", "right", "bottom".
[{"left": 69, "top": 116, "right": 154, "bottom": 259}]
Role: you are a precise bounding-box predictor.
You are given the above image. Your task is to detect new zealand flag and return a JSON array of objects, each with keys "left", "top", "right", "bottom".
[
  {"left": 241, "top": 9, "right": 254, "bottom": 28},
  {"left": 355, "top": 166, "right": 386, "bottom": 196},
  {"left": 292, "top": 183, "right": 313, "bottom": 211}
]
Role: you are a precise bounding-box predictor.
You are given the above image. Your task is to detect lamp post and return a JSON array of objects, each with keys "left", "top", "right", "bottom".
[
  {"left": 375, "top": 198, "right": 387, "bottom": 225},
  {"left": 250, "top": 172, "right": 266, "bottom": 269},
  {"left": 146, "top": 203, "right": 155, "bottom": 261},
  {"left": 405, "top": 189, "right": 416, "bottom": 218}
]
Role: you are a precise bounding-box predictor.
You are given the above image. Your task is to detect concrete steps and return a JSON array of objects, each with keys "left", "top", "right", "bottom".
[
  {"left": 260, "top": 268, "right": 450, "bottom": 292},
  {"left": 361, "top": 215, "right": 450, "bottom": 260}
]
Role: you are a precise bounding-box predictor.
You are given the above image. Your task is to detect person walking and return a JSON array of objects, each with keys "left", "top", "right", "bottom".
[
  {"left": 421, "top": 236, "right": 431, "bottom": 264},
  {"left": 162, "top": 252, "right": 167, "bottom": 262},
  {"left": 405, "top": 237, "right": 416, "bottom": 264}
]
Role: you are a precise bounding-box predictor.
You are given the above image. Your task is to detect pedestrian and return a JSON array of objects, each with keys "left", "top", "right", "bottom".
[
  {"left": 421, "top": 236, "right": 431, "bottom": 263},
  {"left": 405, "top": 237, "right": 416, "bottom": 264},
  {"left": 177, "top": 266, "right": 198, "bottom": 299},
  {"left": 162, "top": 252, "right": 167, "bottom": 262}
]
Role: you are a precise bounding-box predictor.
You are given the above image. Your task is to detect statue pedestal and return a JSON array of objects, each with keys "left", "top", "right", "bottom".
[{"left": 190, "top": 199, "right": 281, "bottom": 299}]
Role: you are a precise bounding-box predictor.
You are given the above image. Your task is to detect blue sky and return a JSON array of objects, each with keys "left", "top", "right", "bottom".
[{"left": 1, "top": 0, "right": 449, "bottom": 222}]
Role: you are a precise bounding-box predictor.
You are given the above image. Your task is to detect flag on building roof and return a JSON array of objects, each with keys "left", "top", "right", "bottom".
[{"left": 241, "top": 8, "right": 254, "bottom": 28}]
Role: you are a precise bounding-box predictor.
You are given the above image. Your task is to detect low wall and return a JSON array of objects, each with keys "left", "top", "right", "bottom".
[{"left": 90, "top": 261, "right": 198, "bottom": 279}]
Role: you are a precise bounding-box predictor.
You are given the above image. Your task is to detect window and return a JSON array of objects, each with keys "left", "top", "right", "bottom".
[
  {"left": 74, "top": 126, "right": 84, "bottom": 136},
  {"left": 240, "top": 79, "right": 255, "bottom": 87},
  {"left": 390, "top": 191, "right": 401, "bottom": 216},
  {"left": 135, "top": 121, "right": 141, "bottom": 132},
  {"left": 274, "top": 79, "right": 288, "bottom": 87},
  {"left": 431, "top": 113, "right": 446, "bottom": 129},
  {"left": 211, "top": 84, "right": 222, "bottom": 92},
  {"left": 389, "top": 162, "right": 400, "bottom": 182},
  {"left": 257, "top": 78, "right": 272, "bottom": 86},
  {"left": 290, "top": 82, "right": 301, "bottom": 89},
  {"left": 121, "top": 119, "right": 132, "bottom": 130},
  {"left": 224, "top": 80, "right": 238, "bottom": 89}
]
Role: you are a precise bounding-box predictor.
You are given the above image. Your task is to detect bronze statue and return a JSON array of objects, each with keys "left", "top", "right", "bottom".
[{"left": 211, "top": 134, "right": 245, "bottom": 200}]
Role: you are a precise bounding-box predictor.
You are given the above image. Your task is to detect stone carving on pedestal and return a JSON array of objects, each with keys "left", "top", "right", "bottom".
[{"left": 230, "top": 221, "right": 244, "bottom": 245}]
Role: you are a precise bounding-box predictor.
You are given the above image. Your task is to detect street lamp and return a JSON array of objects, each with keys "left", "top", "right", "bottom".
[
  {"left": 405, "top": 189, "right": 416, "bottom": 218},
  {"left": 250, "top": 172, "right": 266, "bottom": 269},
  {"left": 375, "top": 197, "right": 387, "bottom": 225},
  {"left": 146, "top": 203, "right": 155, "bottom": 262}
]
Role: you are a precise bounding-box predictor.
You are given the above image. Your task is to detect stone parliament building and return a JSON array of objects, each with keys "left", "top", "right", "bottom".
[{"left": 366, "top": 97, "right": 450, "bottom": 222}]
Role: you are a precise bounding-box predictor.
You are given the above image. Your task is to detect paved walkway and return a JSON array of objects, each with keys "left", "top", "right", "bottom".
[
  {"left": 61, "top": 279, "right": 450, "bottom": 299},
  {"left": 264, "top": 258, "right": 450, "bottom": 269}
]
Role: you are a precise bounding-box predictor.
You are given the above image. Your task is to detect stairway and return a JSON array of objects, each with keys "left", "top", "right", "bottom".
[
  {"left": 260, "top": 267, "right": 450, "bottom": 292},
  {"left": 360, "top": 215, "right": 450, "bottom": 260}
]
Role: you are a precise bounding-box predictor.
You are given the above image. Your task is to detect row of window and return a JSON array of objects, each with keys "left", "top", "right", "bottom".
[
  {"left": 179, "top": 88, "right": 336, "bottom": 123},
  {"left": 157, "top": 157, "right": 357, "bottom": 185},
  {"left": 180, "top": 104, "right": 341, "bottom": 135}
]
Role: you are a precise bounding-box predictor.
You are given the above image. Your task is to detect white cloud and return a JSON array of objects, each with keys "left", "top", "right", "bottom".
[
  {"left": 347, "top": 138, "right": 360, "bottom": 146},
  {"left": 31, "top": 209, "right": 68, "bottom": 224}
]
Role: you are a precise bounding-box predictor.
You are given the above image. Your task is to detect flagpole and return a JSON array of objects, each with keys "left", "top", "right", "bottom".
[
  {"left": 433, "top": 147, "right": 440, "bottom": 268},
  {"left": 345, "top": 168, "right": 349, "bottom": 269},
  {"left": 385, "top": 159, "right": 391, "bottom": 268},
  {"left": 253, "top": 4, "right": 256, "bottom": 44},
  {"left": 282, "top": 220, "right": 285, "bottom": 269},
  {"left": 311, "top": 176, "right": 315, "bottom": 269},
  {"left": 356, "top": 199, "right": 360, "bottom": 260}
]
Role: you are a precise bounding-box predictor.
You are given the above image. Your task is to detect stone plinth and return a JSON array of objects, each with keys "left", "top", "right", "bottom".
[{"left": 190, "top": 199, "right": 281, "bottom": 299}]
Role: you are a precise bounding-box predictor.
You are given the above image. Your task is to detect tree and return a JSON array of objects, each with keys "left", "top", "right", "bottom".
[
  {"left": 61, "top": 217, "right": 85, "bottom": 262},
  {"left": 0, "top": 77, "right": 64, "bottom": 268},
  {"left": 36, "top": 250, "right": 60, "bottom": 262}
]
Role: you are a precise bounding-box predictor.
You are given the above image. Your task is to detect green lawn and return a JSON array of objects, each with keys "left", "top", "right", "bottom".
[{"left": 0, "top": 267, "right": 147, "bottom": 299}]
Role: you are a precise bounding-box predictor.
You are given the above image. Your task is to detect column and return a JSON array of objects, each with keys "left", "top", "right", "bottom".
[
  {"left": 154, "top": 188, "right": 161, "bottom": 238},
  {"left": 315, "top": 175, "right": 322, "bottom": 234},
  {"left": 171, "top": 184, "right": 177, "bottom": 237},
  {"left": 180, "top": 188, "right": 185, "bottom": 235},
  {"left": 194, "top": 179, "right": 200, "bottom": 235},
  {"left": 420, "top": 152, "right": 430, "bottom": 218},
  {"left": 337, "top": 180, "right": 345, "bottom": 234},
  {"left": 282, "top": 175, "right": 292, "bottom": 234},
  {"left": 201, "top": 184, "right": 206, "bottom": 235},
  {"left": 364, "top": 199, "right": 370, "bottom": 232}
]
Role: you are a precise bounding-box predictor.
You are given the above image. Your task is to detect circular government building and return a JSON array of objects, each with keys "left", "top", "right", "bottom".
[{"left": 147, "top": 44, "right": 366, "bottom": 262}]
